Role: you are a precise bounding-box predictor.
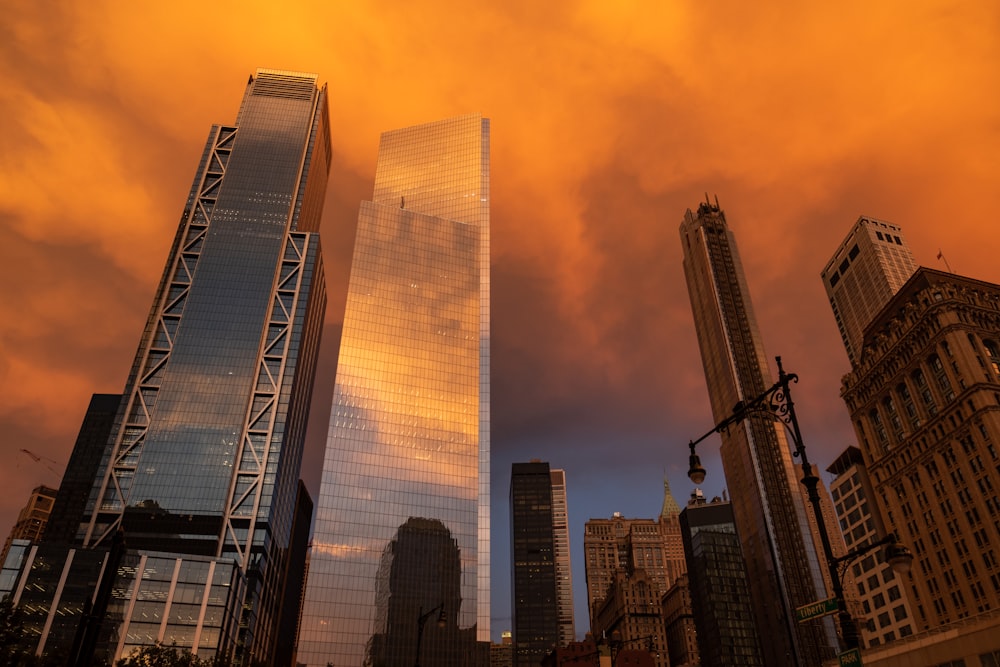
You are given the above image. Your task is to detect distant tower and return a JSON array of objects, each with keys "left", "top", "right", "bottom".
[
  {"left": 821, "top": 216, "right": 916, "bottom": 365},
  {"left": 0, "top": 485, "right": 57, "bottom": 566},
  {"left": 582, "top": 481, "right": 685, "bottom": 639},
  {"left": 510, "top": 461, "right": 575, "bottom": 665},
  {"left": 680, "top": 198, "right": 836, "bottom": 666},
  {"left": 297, "top": 115, "right": 491, "bottom": 667}
]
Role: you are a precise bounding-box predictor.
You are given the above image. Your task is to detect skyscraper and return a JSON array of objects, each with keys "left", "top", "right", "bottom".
[
  {"left": 679, "top": 199, "right": 836, "bottom": 666},
  {"left": 66, "top": 68, "right": 329, "bottom": 663},
  {"left": 821, "top": 216, "right": 916, "bottom": 365},
  {"left": 679, "top": 491, "right": 763, "bottom": 667},
  {"left": 296, "top": 114, "right": 490, "bottom": 666},
  {"left": 510, "top": 461, "right": 575, "bottom": 665}
]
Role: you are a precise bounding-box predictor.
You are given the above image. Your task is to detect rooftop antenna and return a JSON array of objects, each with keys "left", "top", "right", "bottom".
[{"left": 714, "top": 194, "right": 720, "bottom": 209}]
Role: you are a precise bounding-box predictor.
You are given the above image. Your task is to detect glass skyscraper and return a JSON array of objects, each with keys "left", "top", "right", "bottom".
[
  {"left": 297, "top": 115, "right": 490, "bottom": 666},
  {"left": 680, "top": 199, "right": 837, "bottom": 666},
  {"left": 65, "top": 68, "right": 330, "bottom": 663}
]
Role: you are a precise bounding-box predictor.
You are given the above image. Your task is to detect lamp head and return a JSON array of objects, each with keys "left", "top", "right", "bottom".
[
  {"left": 436, "top": 607, "right": 447, "bottom": 628},
  {"left": 688, "top": 451, "right": 706, "bottom": 485},
  {"left": 886, "top": 537, "right": 914, "bottom": 575}
]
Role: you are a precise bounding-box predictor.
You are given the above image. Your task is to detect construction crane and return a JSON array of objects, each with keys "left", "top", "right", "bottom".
[{"left": 19, "top": 448, "right": 62, "bottom": 476}]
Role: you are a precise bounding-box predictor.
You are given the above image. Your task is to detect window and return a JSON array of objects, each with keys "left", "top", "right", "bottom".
[
  {"left": 985, "top": 340, "right": 1000, "bottom": 378},
  {"left": 884, "top": 395, "right": 904, "bottom": 441},
  {"left": 898, "top": 382, "right": 920, "bottom": 429},
  {"left": 870, "top": 408, "right": 889, "bottom": 449},
  {"left": 914, "top": 369, "right": 937, "bottom": 415},
  {"left": 930, "top": 355, "right": 955, "bottom": 401}
]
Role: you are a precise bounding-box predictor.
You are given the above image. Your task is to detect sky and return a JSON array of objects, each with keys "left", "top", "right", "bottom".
[{"left": 1, "top": 0, "right": 998, "bottom": 643}]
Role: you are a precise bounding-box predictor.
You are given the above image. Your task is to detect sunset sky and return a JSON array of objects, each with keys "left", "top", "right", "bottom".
[{"left": 1, "top": 0, "right": 998, "bottom": 640}]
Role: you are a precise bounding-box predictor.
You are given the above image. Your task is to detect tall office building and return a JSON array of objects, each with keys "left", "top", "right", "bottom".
[
  {"left": 680, "top": 199, "right": 836, "bottom": 666},
  {"left": 842, "top": 268, "right": 1000, "bottom": 655},
  {"left": 510, "top": 461, "right": 575, "bottom": 665},
  {"left": 680, "top": 491, "right": 763, "bottom": 667},
  {"left": 821, "top": 216, "right": 916, "bottom": 365},
  {"left": 826, "top": 447, "right": 915, "bottom": 648},
  {"left": 9, "top": 68, "right": 335, "bottom": 663},
  {"left": 297, "top": 114, "right": 490, "bottom": 666},
  {"left": 582, "top": 480, "right": 685, "bottom": 630}
]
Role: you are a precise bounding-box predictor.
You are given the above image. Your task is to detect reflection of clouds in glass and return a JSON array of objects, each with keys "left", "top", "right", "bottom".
[
  {"left": 311, "top": 541, "right": 374, "bottom": 559},
  {"left": 298, "top": 116, "right": 488, "bottom": 667}
]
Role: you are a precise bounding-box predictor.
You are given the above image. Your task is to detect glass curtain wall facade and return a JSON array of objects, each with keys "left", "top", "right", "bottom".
[
  {"left": 679, "top": 200, "right": 836, "bottom": 666},
  {"left": 75, "top": 68, "right": 330, "bottom": 663},
  {"left": 680, "top": 497, "right": 764, "bottom": 667},
  {"left": 297, "top": 114, "right": 490, "bottom": 666}
]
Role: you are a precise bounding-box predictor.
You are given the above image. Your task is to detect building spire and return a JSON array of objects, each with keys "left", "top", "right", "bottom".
[{"left": 660, "top": 476, "right": 682, "bottom": 519}]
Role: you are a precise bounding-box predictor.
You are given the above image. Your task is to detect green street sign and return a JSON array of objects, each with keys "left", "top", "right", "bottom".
[
  {"left": 839, "top": 647, "right": 863, "bottom": 666},
  {"left": 795, "top": 597, "right": 839, "bottom": 622}
]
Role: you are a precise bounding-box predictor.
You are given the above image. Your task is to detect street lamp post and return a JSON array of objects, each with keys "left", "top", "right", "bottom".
[
  {"left": 684, "top": 356, "right": 912, "bottom": 654},
  {"left": 414, "top": 603, "right": 446, "bottom": 667}
]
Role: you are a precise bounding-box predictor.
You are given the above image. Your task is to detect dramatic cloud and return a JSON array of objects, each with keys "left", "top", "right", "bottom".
[{"left": 1, "top": 0, "right": 997, "bottom": 639}]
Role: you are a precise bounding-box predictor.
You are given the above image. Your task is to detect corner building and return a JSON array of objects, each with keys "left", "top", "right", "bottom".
[
  {"left": 842, "top": 268, "right": 1000, "bottom": 640},
  {"left": 297, "top": 115, "right": 490, "bottom": 666},
  {"left": 679, "top": 200, "right": 837, "bottom": 666}
]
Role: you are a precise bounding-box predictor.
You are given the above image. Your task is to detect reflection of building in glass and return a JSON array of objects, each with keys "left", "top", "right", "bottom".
[
  {"left": 821, "top": 216, "right": 916, "bottom": 366},
  {"left": 841, "top": 268, "right": 1000, "bottom": 661},
  {"left": 0, "top": 69, "right": 329, "bottom": 665},
  {"left": 510, "top": 461, "right": 575, "bottom": 665},
  {"left": 297, "top": 114, "right": 491, "bottom": 666},
  {"left": 680, "top": 199, "right": 836, "bottom": 666},
  {"left": 680, "top": 490, "right": 763, "bottom": 667},
  {"left": 365, "top": 517, "right": 469, "bottom": 666}
]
